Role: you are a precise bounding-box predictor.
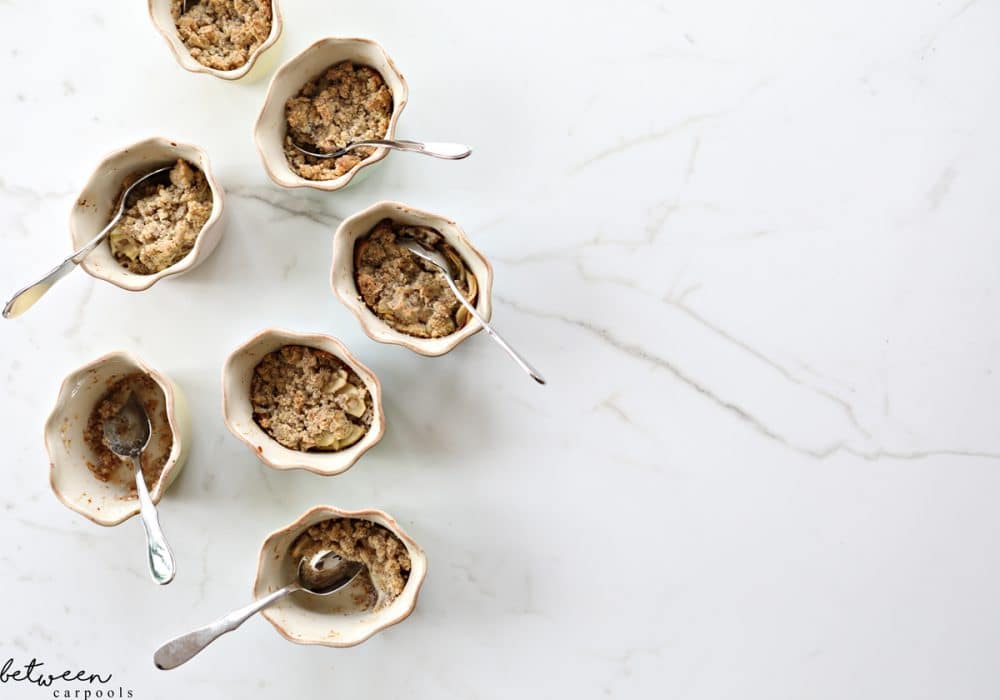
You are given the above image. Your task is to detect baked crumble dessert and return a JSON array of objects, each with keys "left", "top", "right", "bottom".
[
  {"left": 83, "top": 373, "right": 173, "bottom": 493},
  {"left": 108, "top": 159, "right": 213, "bottom": 275},
  {"left": 283, "top": 61, "right": 393, "bottom": 180},
  {"left": 289, "top": 518, "right": 411, "bottom": 610},
  {"left": 354, "top": 219, "right": 478, "bottom": 338},
  {"left": 250, "top": 345, "right": 373, "bottom": 452},
  {"left": 171, "top": 0, "right": 272, "bottom": 71}
]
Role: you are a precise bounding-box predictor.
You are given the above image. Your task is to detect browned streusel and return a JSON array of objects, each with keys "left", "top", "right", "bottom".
[
  {"left": 283, "top": 61, "right": 393, "bottom": 180},
  {"left": 289, "top": 518, "right": 411, "bottom": 610},
  {"left": 171, "top": 0, "right": 272, "bottom": 71},
  {"left": 83, "top": 373, "right": 173, "bottom": 493},
  {"left": 250, "top": 345, "right": 373, "bottom": 452},
  {"left": 108, "top": 159, "right": 212, "bottom": 275},
  {"left": 354, "top": 219, "right": 478, "bottom": 338}
]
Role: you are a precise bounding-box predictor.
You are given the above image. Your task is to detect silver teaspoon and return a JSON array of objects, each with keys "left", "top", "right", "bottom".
[
  {"left": 291, "top": 138, "right": 471, "bottom": 161},
  {"left": 153, "top": 550, "right": 364, "bottom": 670},
  {"left": 103, "top": 392, "right": 176, "bottom": 586},
  {"left": 399, "top": 237, "right": 547, "bottom": 385},
  {"left": 2, "top": 165, "right": 172, "bottom": 319}
]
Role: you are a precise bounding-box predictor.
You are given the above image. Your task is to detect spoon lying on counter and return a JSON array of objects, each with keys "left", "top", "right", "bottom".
[
  {"left": 153, "top": 550, "right": 364, "bottom": 670},
  {"left": 103, "top": 392, "right": 176, "bottom": 586},
  {"left": 291, "top": 138, "right": 472, "bottom": 161},
  {"left": 2, "top": 165, "right": 172, "bottom": 320},
  {"left": 399, "top": 236, "right": 547, "bottom": 385}
]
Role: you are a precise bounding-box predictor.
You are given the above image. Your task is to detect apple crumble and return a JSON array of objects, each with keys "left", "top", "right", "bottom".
[
  {"left": 283, "top": 61, "right": 394, "bottom": 180},
  {"left": 171, "top": 0, "right": 273, "bottom": 71},
  {"left": 354, "top": 219, "right": 478, "bottom": 338},
  {"left": 83, "top": 373, "right": 173, "bottom": 493},
  {"left": 290, "top": 518, "right": 411, "bottom": 610},
  {"left": 250, "top": 345, "right": 373, "bottom": 452},
  {"left": 108, "top": 159, "right": 213, "bottom": 275}
]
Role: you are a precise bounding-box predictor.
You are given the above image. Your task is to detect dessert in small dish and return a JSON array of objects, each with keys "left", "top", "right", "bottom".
[
  {"left": 254, "top": 37, "right": 408, "bottom": 191},
  {"left": 148, "top": 0, "right": 283, "bottom": 80},
  {"left": 332, "top": 201, "right": 494, "bottom": 356},
  {"left": 45, "top": 351, "right": 190, "bottom": 526},
  {"left": 254, "top": 505, "right": 427, "bottom": 647},
  {"left": 108, "top": 159, "right": 213, "bottom": 275},
  {"left": 71, "top": 137, "right": 225, "bottom": 292},
  {"left": 223, "top": 329, "right": 384, "bottom": 475}
]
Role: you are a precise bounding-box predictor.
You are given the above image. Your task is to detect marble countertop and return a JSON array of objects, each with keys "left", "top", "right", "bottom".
[{"left": 2, "top": 0, "right": 999, "bottom": 697}]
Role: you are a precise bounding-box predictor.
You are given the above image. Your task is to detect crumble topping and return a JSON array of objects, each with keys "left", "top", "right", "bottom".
[
  {"left": 354, "top": 219, "right": 477, "bottom": 338},
  {"left": 250, "top": 345, "right": 373, "bottom": 452},
  {"left": 289, "top": 518, "right": 411, "bottom": 610},
  {"left": 108, "top": 159, "right": 213, "bottom": 275},
  {"left": 83, "top": 373, "right": 173, "bottom": 493},
  {"left": 283, "top": 61, "right": 394, "bottom": 180},
  {"left": 172, "top": 0, "right": 273, "bottom": 71}
]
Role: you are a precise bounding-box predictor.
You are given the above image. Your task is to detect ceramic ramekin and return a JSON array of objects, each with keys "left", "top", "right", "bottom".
[
  {"left": 253, "top": 505, "right": 427, "bottom": 647},
  {"left": 71, "top": 137, "right": 225, "bottom": 292},
  {"left": 45, "top": 351, "right": 191, "bottom": 527},
  {"left": 222, "top": 328, "right": 385, "bottom": 476},
  {"left": 332, "top": 201, "right": 494, "bottom": 356},
  {"left": 148, "top": 0, "right": 283, "bottom": 81},
  {"left": 254, "top": 37, "right": 409, "bottom": 191}
]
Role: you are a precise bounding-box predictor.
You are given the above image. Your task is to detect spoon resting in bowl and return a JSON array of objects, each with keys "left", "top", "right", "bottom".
[
  {"left": 399, "top": 236, "right": 546, "bottom": 385},
  {"left": 3, "top": 165, "right": 172, "bottom": 319},
  {"left": 291, "top": 138, "right": 471, "bottom": 161},
  {"left": 153, "top": 550, "right": 363, "bottom": 670}
]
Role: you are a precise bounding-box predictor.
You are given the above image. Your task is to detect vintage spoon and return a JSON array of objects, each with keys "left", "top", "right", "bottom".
[
  {"left": 103, "top": 392, "right": 176, "bottom": 586},
  {"left": 291, "top": 138, "right": 471, "bottom": 161},
  {"left": 2, "top": 165, "right": 172, "bottom": 319},
  {"left": 399, "top": 237, "right": 547, "bottom": 385},
  {"left": 153, "top": 550, "right": 364, "bottom": 670}
]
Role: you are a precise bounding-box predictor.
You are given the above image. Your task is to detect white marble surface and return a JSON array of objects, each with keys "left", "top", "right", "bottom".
[{"left": 1, "top": 0, "right": 999, "bottom": 697}]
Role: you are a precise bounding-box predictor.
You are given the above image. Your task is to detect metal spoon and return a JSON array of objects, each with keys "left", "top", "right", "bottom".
[
  {"left": 153, "top": 550, "right": 364, "bottom": 670},
  {"left": 399, "top": 237, "right": 547, "bottom": 385},
  {"left": 291, "top": 139, "right": 471, "bottom": 161},
  {"left": 2, "top": 165, "right": 172, "bottom": 319},
  {"left": 103, "top": 392, "right": 176, "bottom": 586}
]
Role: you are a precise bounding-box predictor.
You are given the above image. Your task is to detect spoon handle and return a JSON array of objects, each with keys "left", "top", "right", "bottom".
[
  {"left": 133, "top": 456, "right": 176, "bottom": 585},
  {"left": 154, "top": 584, "right": 299, "bottom": 670},
  {"left": 350, "top": 139, "right": 472, "bottom": 159},
  {"left": 443, "top": 277, "right": 547, "bottom": 385},
  {"left": 2, "top": 216, "right": 118, "bottom": 319}
]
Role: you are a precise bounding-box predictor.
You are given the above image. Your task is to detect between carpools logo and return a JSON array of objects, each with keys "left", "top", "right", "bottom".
[{"left": 1, "top": 657, "right": 133, "bottom": 697}]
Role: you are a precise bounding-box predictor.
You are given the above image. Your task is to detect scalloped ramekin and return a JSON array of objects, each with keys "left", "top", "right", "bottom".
[
  {"left": 71, "top": 137, "right": 226, "bottom": 292},
  {"left": 253, "top": 505, "right": 427, "bottom": 647},
  {"left": 148, "top": 0, "right": 284, "bottom": 81},
  {"left": 45, "top": 351, "right": 191, "bottom": 527},
  {"left": 222, "top": 328, "right": 385, "bottom": 476},
  {"left": 331, "top": 200, "right": 494, "bottom": 356},
  {"left": 254, "top": 37, "right": 409, "bottom": 191}
]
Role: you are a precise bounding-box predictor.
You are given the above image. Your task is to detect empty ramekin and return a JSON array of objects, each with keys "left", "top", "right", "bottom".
[
  {"left": 254, "top": 37, "right": 409, "bottom": 191},
  {"left": 332, "top": 201, "right": 494, "bottom": 356},
  {"left": 148, "top": 0, "right": 283, "bottom": 81},
  {"left": 253, "top": 505, "right": 427, "bottom": 647},
  {"left": 222, "top": 328, "right": 385, "bottom": 476},
  {"left": 71, "top": 137, "right": 225, "bottom": 292},
  {"left": 45, "top": 351, "right": 191, "bottom": 527}
]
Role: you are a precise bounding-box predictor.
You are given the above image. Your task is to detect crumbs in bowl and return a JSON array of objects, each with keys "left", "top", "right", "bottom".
[
  {"left": 108, "top": 159, "right": 213, "bottom": 275},
  {"left": 83, "top": 373, "right": 173, "bottom": 494},
  {"left": 354, "top": 219, "right": 477, "bottom": 338},
  {"left": 289, "top": 518, "right": 411, "bottom": 610},
  {"left": 283, "top": 61, "right": 393, "bottom": 180},
  {"left": 172, "top": 0, "right": 272, "bottom": 71},
  {"left": 250, "top": 345, "right": 373, "bottom": 452}
]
